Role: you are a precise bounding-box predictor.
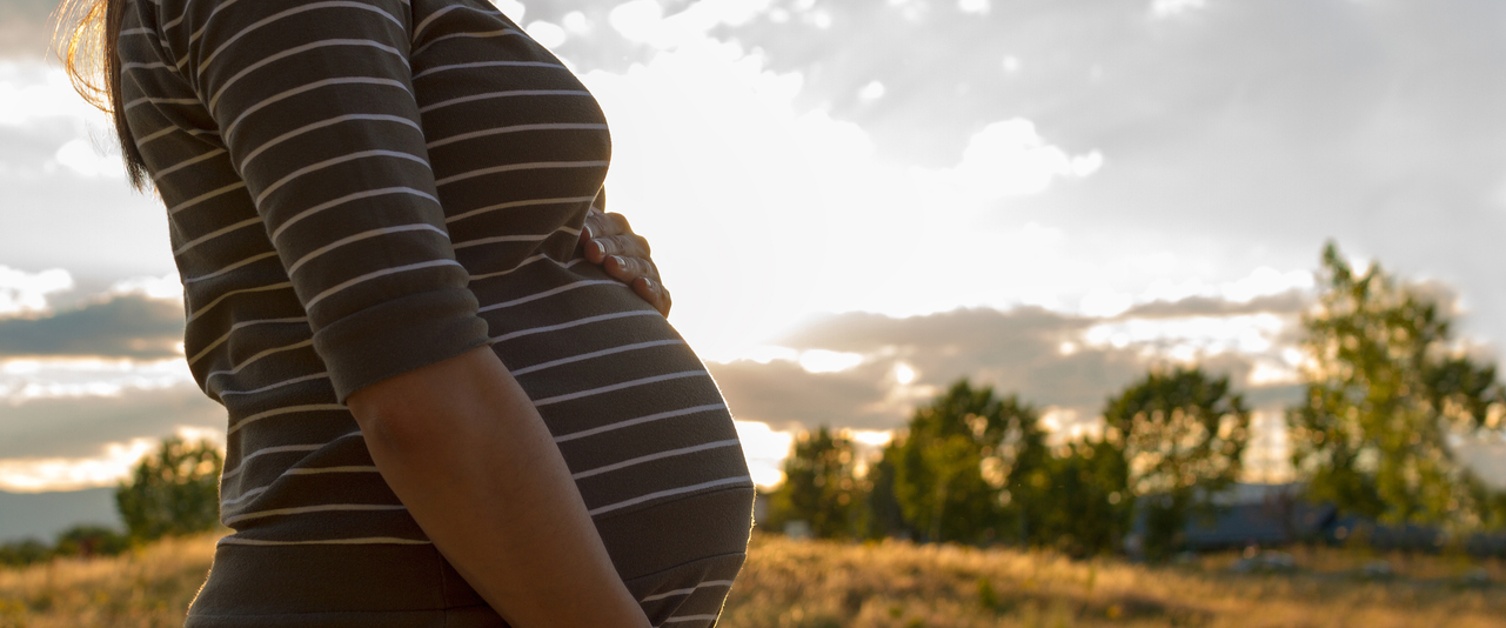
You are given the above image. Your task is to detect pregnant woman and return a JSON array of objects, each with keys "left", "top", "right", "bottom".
[{"left": 55, "top": 0, "right": 755, "bottom": 625}]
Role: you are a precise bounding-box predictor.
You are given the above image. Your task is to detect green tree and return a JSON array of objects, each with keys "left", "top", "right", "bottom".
[
  {"left": 116, "top": 437, "right": 223, "bottom": 542},
  {"left": 1032, "top": 437, "right": 1131, "bottom": 557},
  {"left": 53, "top": 524, "right": 130, "bottom": 558},
  {"left": 890, "top": 380, "right": 1049, "bottom": 544},
  {"left": 765, "top": 426, "right": 867, "bottom": 538},
  {"left": 1289, "top": 242, "right": 1506, "bottom": 529},
  {"left": 1104, "top": 366, "right": 1250, "bottom": 560}
]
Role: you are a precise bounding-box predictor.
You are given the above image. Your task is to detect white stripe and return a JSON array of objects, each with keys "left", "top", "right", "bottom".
[
  {"left": 121, "top": 61, "right": 172, "bottom": 71},
  {"left": 555, "top": 404, "right": 727, "bottom": 444},
  {"left": 270, "top": 187, "right": 439, "bottom": 242},
  {"left": 511, "top": 340, "right": 683, "bottom": 377},
  {"left": 304, "top": 260, "right": 463, "bottom": 310},
  {"left": 435, "top": 159, "right": 607, "bottom": 188},
  {"left": 444, "top": 195, "right": 597, "bottom": 225},
  {"left": 412, "top": 60, "right": 563, "bottom": 81},
  {"left": 220, "top": 485, "right": 268, "bottom": 507},
  {"left": 285, "top": 465, "right": 379, "bottom": 475},
  {"left": 209, "top": 38, "right": 407, "bottom": 110},
  {"left": 218, "top": 536, "right": 430, "bottom": 547},
  {"left": 469, "top": 256, "right": 588, "bottom": 282},
  {"left": 412, "top": 29, "right": 521, "bottom": 56},
  {"left": 224, "top": 503, "right": 407, "bottom": 525},
  {"left": 466, "top": 254, "right": 556, "bottom": 282},
  {"left": 220, "top": 467, "right": 376, "bottom": 508},
  {"left": 288, "top": 224, "right": 448, "bottom": 275},
  {"left": 216, "top": 372, "right": 329, "bottom": 398},
  {"left": 639, "top": 580, "right": 735, "bottom": 603},
  {"left": 589, "top": 477, "right": 753, "bottom": 517},
  {"left": 418, "top": 89, "right": 590, "bottom": 115},
  {"left": 413, "top": 2, "right": 486, "bottom": 39},
  {"left": 173, "top": 216, "right": 261, "bottom": 255},
  {"left": 428, "top": 123, "right": 606, "bottom": 149},
  {"left": 477, "top": 279, "right": 618, "bottom": 313},
  {"left": 221, "top": 431, "right": 362, "bottom": 482},
  {"left": 488, "top": 310, "right": 660, "bottom": 344},
  {"left": 153, "top": 148, "right": 226, "bottom": 181},
  {"left": 123, "top": 96, "right": 199, "bottom": 111},
  {"left": 182, "top": 251, "right": 280, "bottom": 286},
  {"left": 120, "top": 27, "right": 155, "bottom": 36},
  {"left": 221, "top": 444, "right": 323, "bottom": 481},
  {"left": 228, "top": 403, "right": 345, "bottom": 436},
  {"left": 134, "top": 126, "right": 176, "bottom": 148},
  {"left": 197, "top": 2, "right": 403, "bottom": 73},
  {"left": 167, "top": 182, "right": 246, "bottom": 216},
  {"left": 255, "top": 149, "right": 429, "bottom": 206},
  {"left": 188, "top": 316, "right": 308, "bottom": 365},
  {"left": 243, "top": 114, "right": 421, "bottom": 170},
  {"left": 573, "top": 440, "right": 742, "bottom": 481},
  {"left": 638, "top": 578, "right": 731, "bottom": 602},
  {"left": 205, "top": 339, "right": 314, "bottom": 381},
  {"left": 452, "top": 232, "right": 552, "bottom": 250},
  {"left": 536, "top": 371, "right": 708, "bottom": 408},
  {"left": 224, "top": 77, "right": 409, "bottom": 140},
  {"left": 185, "top": 283, "right": 294, "bottom": 323},
  {"left": 662, "top": 615, "right": 721, "bottom": 624}
]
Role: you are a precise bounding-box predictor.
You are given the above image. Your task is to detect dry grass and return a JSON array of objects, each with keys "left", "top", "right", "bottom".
[
  {"left": 2, "top": 532, "right": 1504, "bottom": 627},
  {"left": 0, "top": 535, "right": 214, "bottom": 628}
]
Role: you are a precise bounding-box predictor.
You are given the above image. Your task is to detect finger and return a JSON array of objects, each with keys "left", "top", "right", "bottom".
[
  {"left": 633, "top": 276, "right": 671, "bottom": 317},
  {"left": 592, "top": 234, "right": 652, "bottom": 260}
]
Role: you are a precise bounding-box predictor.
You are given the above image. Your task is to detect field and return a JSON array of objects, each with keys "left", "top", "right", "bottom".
[{"left": 2, "top": 533, "right": 1504, "bottom": 627}]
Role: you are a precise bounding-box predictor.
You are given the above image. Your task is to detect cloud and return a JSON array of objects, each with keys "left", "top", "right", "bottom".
[
  {"left": 0, "top": 266, "right": 72, "bottom": 316},
  {"left": 713, "top": 300, "right": 1307, "bottom": 434},
  {"left": 0, "top": 292, "right": 185, "bottom": 359},
  {"left": 0, "top": 381, "right": 222, "bottom": 461}
]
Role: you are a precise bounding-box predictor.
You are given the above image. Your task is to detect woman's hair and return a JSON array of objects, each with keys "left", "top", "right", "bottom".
[{"left": 53, "top": 0, "right": 149, "bottom": 190}]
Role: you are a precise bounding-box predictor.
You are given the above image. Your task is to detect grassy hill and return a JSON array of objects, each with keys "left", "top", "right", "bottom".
[{"left": 2, "top": 533, "right": 1504, "bottom": 627}]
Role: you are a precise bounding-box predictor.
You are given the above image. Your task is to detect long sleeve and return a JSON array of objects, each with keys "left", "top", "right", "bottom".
[{"left": 160, "top": 0, "right": 488, "bottom": 400}]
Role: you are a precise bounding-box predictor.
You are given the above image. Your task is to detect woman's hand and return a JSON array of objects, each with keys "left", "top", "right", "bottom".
[{"left": 580, "top": 209, "right": 673, "bottom": 316}]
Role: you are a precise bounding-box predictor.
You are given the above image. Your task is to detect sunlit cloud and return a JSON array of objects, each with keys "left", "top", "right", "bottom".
[
  {"left": 0, "top": 266, "right": 72, "bottom": 316},
  {"left": 0, "top": 437, "right": 159, "bottom": 493},
  {"left": 917, "top": 118, "right": 1104, "bottom": 200},
  {"left": 0, "top": 424, "right": 226, "bottom": 494}
]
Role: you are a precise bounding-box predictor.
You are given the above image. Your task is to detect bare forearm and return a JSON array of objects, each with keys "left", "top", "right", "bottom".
[{"left": 348, "top": 347, "right": 649, "bottom": 627}]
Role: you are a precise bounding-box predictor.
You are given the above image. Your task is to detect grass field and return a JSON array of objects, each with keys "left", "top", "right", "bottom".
[{"left": 2, "top": 533, "right": 1504, "bottom": 627}]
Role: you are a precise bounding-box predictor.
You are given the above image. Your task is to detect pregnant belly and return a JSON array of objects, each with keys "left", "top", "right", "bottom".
[{"left": 474, "top": 258, "right": 753, "bottom": 519}]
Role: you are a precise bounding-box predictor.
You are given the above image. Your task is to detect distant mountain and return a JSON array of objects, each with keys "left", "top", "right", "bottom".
[{"left": 0, "top": 488, "right": 121, "bottom": 543}]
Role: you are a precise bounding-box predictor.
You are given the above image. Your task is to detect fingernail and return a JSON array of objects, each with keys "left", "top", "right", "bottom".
[
  {"left": 641, "top": 277, "right": 655, "bottom": 290},
  {"left": 611, "top": 255, "right": 627, "bottom": 268}
]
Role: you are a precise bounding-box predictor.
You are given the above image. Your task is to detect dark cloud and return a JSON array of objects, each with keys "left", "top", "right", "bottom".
[
  {"left": 0, "top": 294, "right": 184, "bottom": 359},
  {"left": 710, "top": 359, "right": 896, "bottom": 431},
  {"left": 1114, "top": 290, "right": 1308, "bottom": 320},
  {"left": 713, "top": 305, "right": 1301, "bottom": 432},
  {"left": 0, "top": 382, "right": 222, "bottom": 459}
]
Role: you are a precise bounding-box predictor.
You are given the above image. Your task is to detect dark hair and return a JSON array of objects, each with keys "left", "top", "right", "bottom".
[{"left": 54, "top": 0, "right": 149, "bottom": 190}]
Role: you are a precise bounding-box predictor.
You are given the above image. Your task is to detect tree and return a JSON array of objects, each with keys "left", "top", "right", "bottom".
[
  {"left": 53, "top": 524, "right": 130, "bottom": 558},
  {"left": 1104, "top": 366, "right": 1250, "bottom": 560},
  {"left": 1289, "top": 242, "right": 1506, "bottom": 529},
  {"left": 1032, "top": 437, "right": 1131, "bottom": 557},
  {"left": 889, "top": 380, "right": 1049, "bottom": 544},
  {"left": 116, "top": 437, "right": 224, "bottom": 542},
  {"left": 765, "top": 426, "right": 866, "bottom": 539}
]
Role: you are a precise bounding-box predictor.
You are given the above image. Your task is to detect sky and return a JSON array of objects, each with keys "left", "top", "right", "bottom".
[{"left": 2, "top": 0, "right": 1505, "bottom": 493}]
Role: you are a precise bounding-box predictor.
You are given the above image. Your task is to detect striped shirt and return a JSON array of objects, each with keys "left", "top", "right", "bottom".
[{"left": 116, "top": 0, "right": 754, "bottom": 625}]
